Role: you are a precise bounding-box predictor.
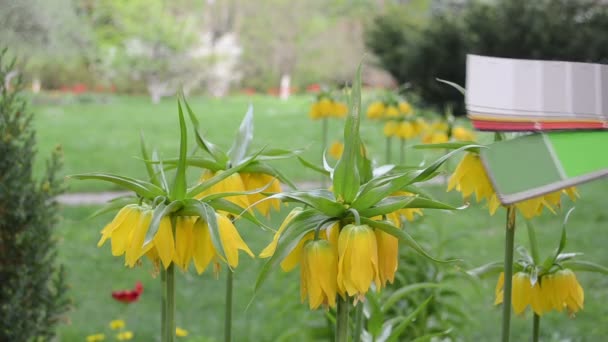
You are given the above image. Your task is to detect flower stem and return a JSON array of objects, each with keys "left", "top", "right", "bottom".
[
  {"left": 165, "top": 264, "right": 176, "bottom": 342},
  {"left": 161, "top": 268, "right": 167, "bottom": 341},
  {"left": 399, "top": 139, "right": 406, "bottom": 164},
  {"left": 525, "top": 220, "right": 540, "bottom": 264},
  {"left": 501, "top": 206, "right": 516, "bottom": 342},
  {"left": 353, "top": 301, "right": 364, "bottom": 342},
  {"left": 385, "top": 136, "right": 392, "bottom": 164},
  {"left": 225, "top": 271, "right": 234, "bottom": 342},
  {"left": 321, "top": 117, "right": 328, "bottom": 188},
  {"left": 532, "top": 313, "right": 540, "bottom": 342},
  {"left": 336, "top": 297, "right": 350, "bottom": 342}
]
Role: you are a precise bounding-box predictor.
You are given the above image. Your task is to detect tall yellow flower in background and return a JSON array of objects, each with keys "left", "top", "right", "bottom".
[
  {"left": 451, "top": 126, "right": 476, "bottom": 141},
  {"left": 494, "top": 269, "right": 584, "bottom": 316},
  {"left": 300, "top": 240, "right": 338, "bottom": 309},
  {"left": 309, "top": 97, "right": 348, "bottom": 120},
  {"left": 366, "top": 101, "right": 386, "bottom": 119},
  {"left": 447, "top": 152, "right": 578, "bottom": 218},
  {"left": 383, "top": 121, "right": 399, "bottom": 138}
]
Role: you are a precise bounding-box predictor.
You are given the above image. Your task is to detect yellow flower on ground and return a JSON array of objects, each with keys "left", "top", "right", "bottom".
[
  {"left": 240, "top": 172, "right": 282, "bottom": 216},
  {"left": 332, "top": 101, "right": 348, "bottom": 118},
  {"left": 176, "top": 327, "right": 189, "bottom": 337},
  {"left": 399, "top": 102, "right": 413, "bottom": 116},
  {"left": 109, "top": 319, "right": 126, "bottom": 330},
  {"left": 452, "top": 126, "right": 476, "bottom": 141},
  {"left": 328, "top": 141, "right": 344, "bottom": 159},
  {"left": 86, "top": 333, "right": 105, "bottom": 342},
  {"left": 337, "top": 224, "right": 380, "bottom": 299},
  {"left": 300, "top": 240, "right": 338, "bottom": 309},
  {"left": 383, "top": 121, "right": 399, "bottom": 137},
  {"left": 494, "top": 269, "right": 584, "bottom": 316},
  {"left": 116, "top": 331, "right": 134, "bottom": 341},
  {"left": 366, "top": 101, "right": 385, "bottom": 119},
  {"left": 195, "top": 171, "right": 250, "bottom": 209}
]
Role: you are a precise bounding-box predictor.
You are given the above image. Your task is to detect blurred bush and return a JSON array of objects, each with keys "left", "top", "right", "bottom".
[{"left": 366, "top": 0, "right": 608, "bottom": 115}]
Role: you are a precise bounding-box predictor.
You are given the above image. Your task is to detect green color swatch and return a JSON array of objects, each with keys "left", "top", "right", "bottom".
[{"left": 548, "top": 131, "right": 608, "bottom": 178}]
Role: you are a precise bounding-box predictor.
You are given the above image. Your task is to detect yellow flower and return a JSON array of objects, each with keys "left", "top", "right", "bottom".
[
  {"left": 399, "top": 102, "right": 413, "bottom": 116},
  {"left": 259, "top": 207, "right": 303, "bottom": 258},
  {"left": 318, "top": 98, "right": 334, "bottom": 117},
  {"left": 240, "top": 172, "right": 282, "bottom": 216},
  {"left": 195, "top": 171, "right": 250, "bottom": 210},
  {"left": 397, "top": 121, "right": 416, "bottom": 140},
  {"left": 86, "top": 333, "right": 105, "bottom": 342},
  {"left": 328, "top": 141, "right": 344, "bottom": 159},
  {"left": 383, "top": 121, "right": 399, "bottom": 137},
  {"left": 452, "top": 126, "right": 476, "bottom": 141},
  {"left": 375, "top": 229, "right": 398, "bottom": 287},
  {"left": 116, "top": 331, "right": 134, "bottom": 341},
  {"left": 385, "top": 105, "right": 400, "bottom": 118},
  {"left": 494, "top": 269, "right": 584, "bottom": 316},
  {"left": 332, "top": 101, "right": 348, "bottom": 118},
  {"left": 109, "top": 319, "right": 125, "bottom": 330},
  {"left": 391, "top": 191, "right": 423, "bottom": 221},
  {"left": 366, "top": 101, "right": 385, "bottom": 119},
  {"left": 173, "top": 216, "right": 197, "bottom": 271},
  {"left": 337, "top": 224, "right": 380, "bottom": 299},
  {"left": 147, "top": 216, "right": 175, "bottom": 269},
  {"left": 176, "top": 327, "right": 189, "bottom": 337},
  {"left": 422, "top": 132, "right": 449, "bottom": 144},
  {"left": 190, "top": 213, "right": 254, "bottom": 275},
  {"left": 309, "top": 102, "right": 322, "bottom": 120},
  {"left": 97, "top": 204, "right": 156, "bottom": 267},
  {"left": 300, "top": 240, "right": 338, "bottom": 309}
]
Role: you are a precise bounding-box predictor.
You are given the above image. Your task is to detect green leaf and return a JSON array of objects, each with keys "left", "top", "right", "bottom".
[
  {"left": 362, "top": 218, "right": 459, "bottom": 264},
  {"left": 352, "top": 171, "right": 417, "bottom": 210},
  {"left": 182, "top": 95, "right": 228, "bottom": 165},
  {"left": 359, "top": 196, "right": 459, "bottom": 218},
  {"left": 255, "top": 210, "right": 330, "bottom": 292},
  {"left": 561, "top": 260, "right": 608, "bottom": 275},
  {"left": 411, "top": 144, "right": 484, "bottom": 183},
  {"left": 181, "top": 199, "right": 227, "bottom": 262},
  {"left": 436, "top": 78, "right": 466, "bottom": 95},
  {"left": 383, "top": 285, "right": 441, "bottom": 312},
  {"left": 555, "top": 207, "right": 575, "bottom": 259},
  {"left": 152, "top": 150, "right": 170, "bottom": 192},
  {"left": 364, "top": 292, "right": 384, "bottom": 338},
  {"left": 467, "top": 261, "right": 504, "bottom": 278},
  {"left": 409, "top": 329, "right": 452, "bottom": 342},
  {"left": 255, "top": 147, "right": 305, "bottom": 161},
  {"left": 228, "top": 105, "right": 254, "bottom": 166},
  {"left": 387, "top": 295, "right": 434, "bottom": 342},
  {"left": 171, "top": 100, "right": 188, "bottom": 200},
  {"left": 86, "top": 196, "right": 139, "bottom": 219},
  {"left": 159, "top": 156, "right": 224, "bottom": 172},
  {"left": 297, "top": 156, "right": 330, "bottom": 177},
  {"left": 555, "top": 252, "right": 583, "bottom": 262},
  {"left": 205, "top": 198, "right": 271, "bottom": 231},
  {"left": 333, "top": 64, "right": 362, "bottom": 203},
  {"left": 139, "top": 131, "right": 159, "bottom": 186},
  {"left": 413, "top": 141, "right": 480, "bottom": 152},
  {"left": 69, "top": 173, "right": 165, "bottom": 198},
  {"left": 273, "top": 190, "right": 345, "bottom": 217},
  {"left": 143, "top": 200, "right": 183, "bottom": 245}
]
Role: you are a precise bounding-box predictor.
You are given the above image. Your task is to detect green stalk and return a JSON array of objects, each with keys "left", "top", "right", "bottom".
[
  {"left": 526, "top": 220, "right": 540, "bottom": 264},
  {"left": 353, "top": 301, "right": 364, "bottom": 342},
  {"left": 322, "top": 117, "right": 328, "bottom": 187},
  {"left": 165, "top": 264, "right": 176, "bottom": 342},
  {"left": 336, "top": 297, "right": 350, "bottom": 342},
  {"left": 225, "top": 271, "right": 234, "bottom": 342},
  {"left": 532, "top": 313, "right": 540, "bottom": 342},
  {"left": 399, "top": 139, "right": 406, "bottom": 164},
  {"left": 501, "top": 206, "right": 516, "bottom": 342},
  {"left": 161, "top": 268, "right": 167, "bottom": 341},
  {"left": 385, "top": 136, "right": 392, "bottom": 164}
]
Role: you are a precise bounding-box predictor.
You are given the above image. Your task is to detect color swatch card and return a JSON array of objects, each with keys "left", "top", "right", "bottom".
[
  {"left": 466, "top": 54, "right": 608, "bottom": 131},
  {"left": 480, "top": 131, "right": 608, "bottom": 204}
]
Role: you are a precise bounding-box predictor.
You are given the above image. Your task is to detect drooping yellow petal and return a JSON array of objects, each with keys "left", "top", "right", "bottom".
[
  {"left": 110, "top": 206, "right": 144, "bottom": 257},
  {"left": 301, "top": 240, "right": 338, "bottom": 310},
  {"left": 241, "top": 172, "right": 282, "bottom": 216},
  {"left": 99, "top": 205, "right": 134, "bottom": 247},
  {"left": 217, "top": 214, "right": 254, "bottom": 268},
  {"left": 337, "top": 224, "right": 380, "bottom": 298},
  {"left": 125, "top": 209, "right": 153, "bottom": 267},
  {"left": 494, "top": 272, "right": 504, "bottom": 305},
  {"left": 280, "top": 231, "right": 314, "bottom": 272},
  {"left": 259, "top": 207, "right": 302, "bottom": 258},
  {"left": 375, "top": 229, "right": 398, "bottom": 287},
  {"left": 174, "top": 216, "right": 196, "bottom": 271},
  {"left": 191, "top": 219, "right": 215, "bottom": 274},
  {"left": 153, "top": 217, "right": 175, "bottom": 269},
  {"left": 195, "top": 171, "right": 250, "bottom": 209}
]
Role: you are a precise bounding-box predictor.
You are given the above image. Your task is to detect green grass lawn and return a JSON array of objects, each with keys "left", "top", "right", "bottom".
[
  {"left": 57, "top": 180, "right": 608, "bottom": 341},
  {"left": 31, "top": 94, "right": 479, "bottom": 193}
]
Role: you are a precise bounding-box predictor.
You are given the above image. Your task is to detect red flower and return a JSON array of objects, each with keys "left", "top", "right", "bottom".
[{"left": 112, "top": 281, "right": 143, "bottom": 304}]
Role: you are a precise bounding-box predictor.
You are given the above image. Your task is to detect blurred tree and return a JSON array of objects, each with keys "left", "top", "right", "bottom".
[
  {"left": 366, "top": 0, "right": 608, "bottom": 115},
  {"left": 0, "top": 49, "right": 70, "bottom": 341}
]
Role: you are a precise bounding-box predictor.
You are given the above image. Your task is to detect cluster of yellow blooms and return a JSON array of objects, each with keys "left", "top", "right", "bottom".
[
  {"left": 88, "top": 319, "right": 182, "bottom": 341},
  {"left": 448, "top": 152, "right": 578, "bottom": 218},
  {"left": 260, "top": 201, "right": 422, "bottom": 310},
  {"left": 98, "top": 172, "right": 282, "bottom": 275},
  {"left": 494, "top": 270, "right": 584, "bottom": 316},
  {"left": 309, "top": 97, "right": 348, "bottom": 120}
]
